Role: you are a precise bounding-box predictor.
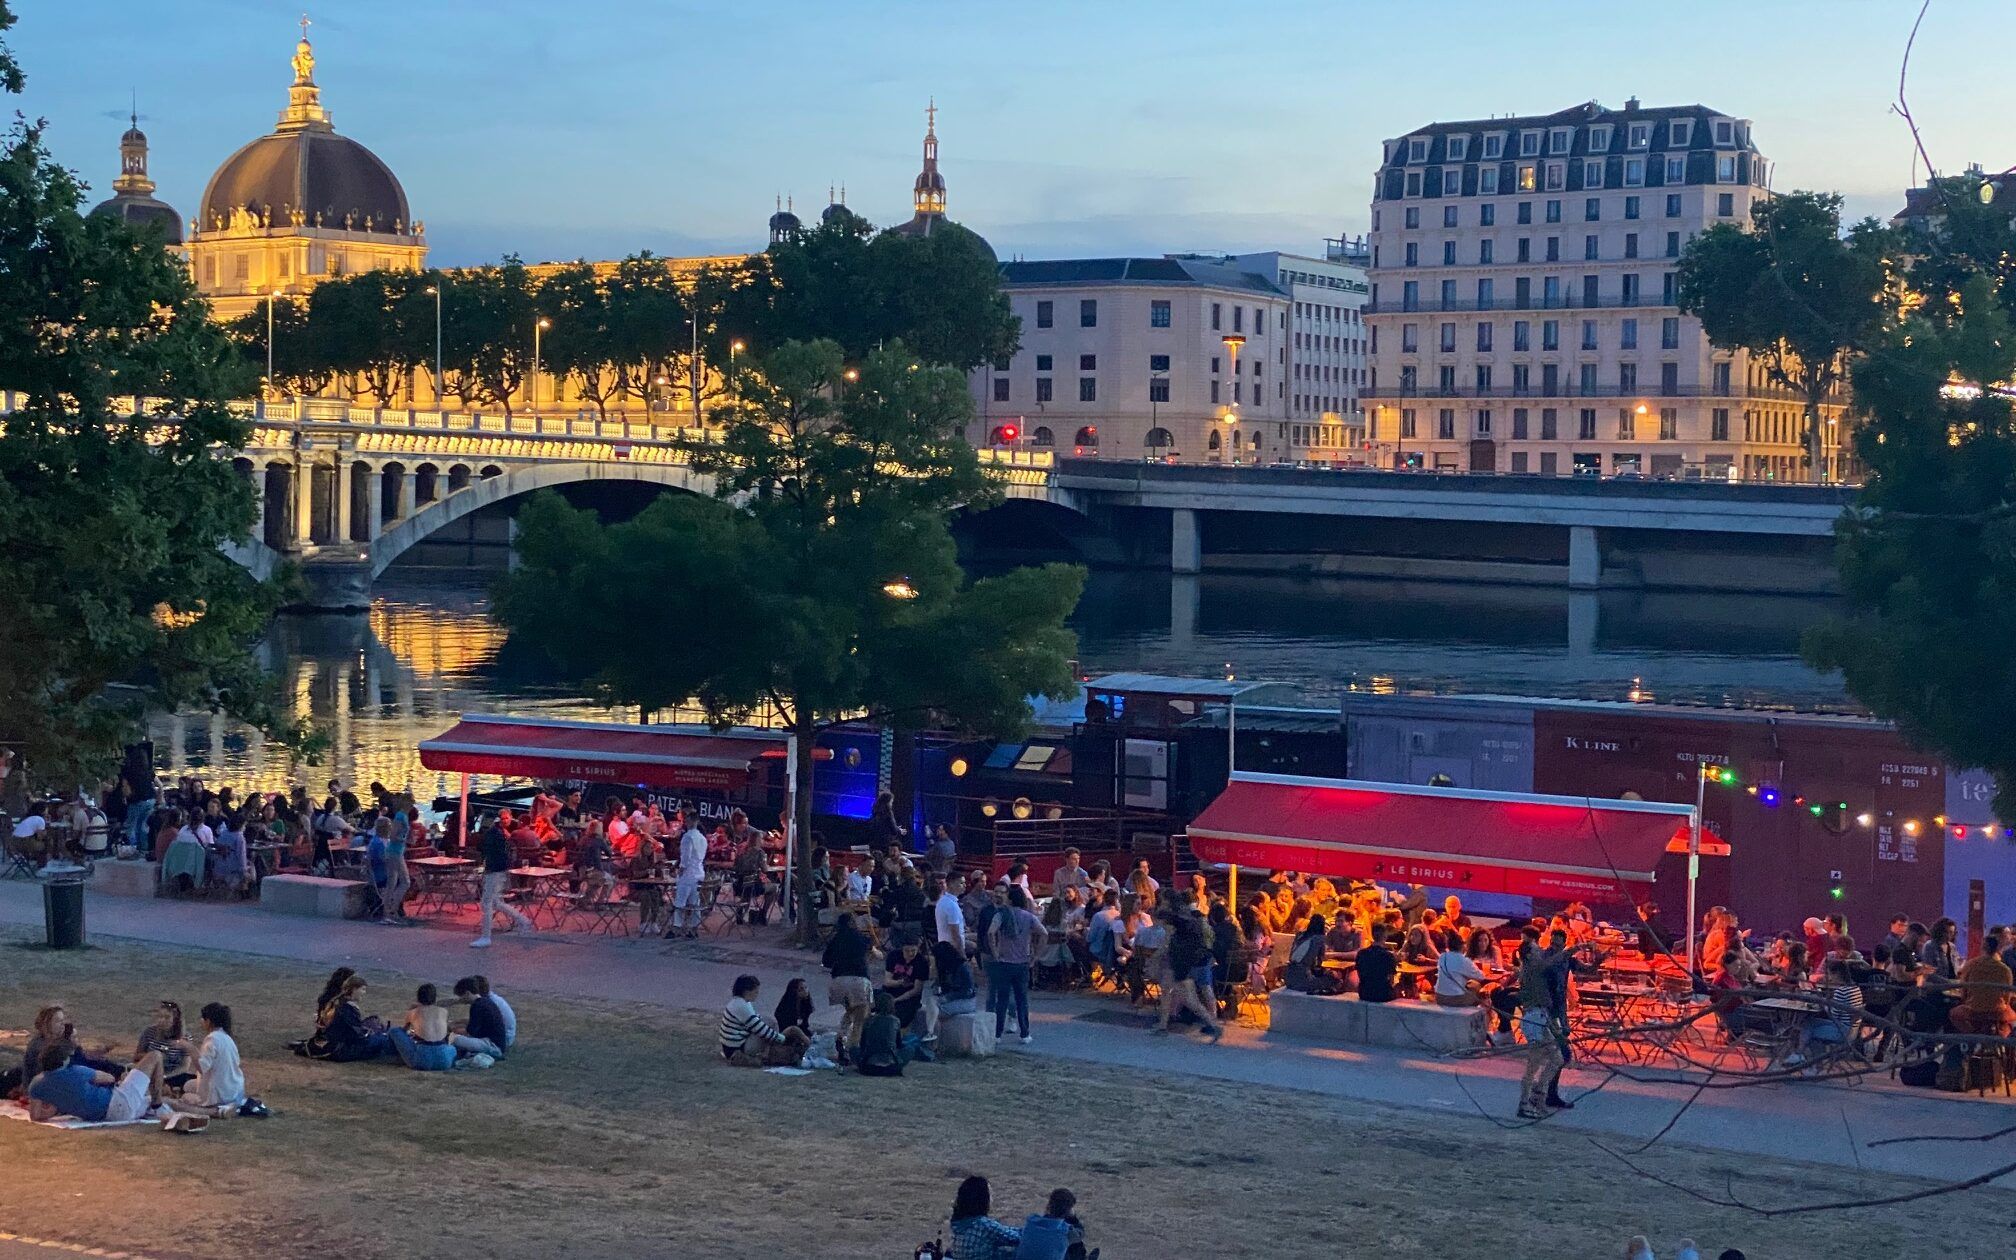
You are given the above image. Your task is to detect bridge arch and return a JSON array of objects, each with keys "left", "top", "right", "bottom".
[{"left": 368, "top": 460, "right": 716, "bottom": 578}]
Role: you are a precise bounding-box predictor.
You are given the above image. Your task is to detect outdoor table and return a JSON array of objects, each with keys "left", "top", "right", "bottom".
[
  {"left": 509, "top": 865, "right": 571, "bottom": 927},
  {"left": 410, "top": 855, "right": 474, "bottom": 871},
  {"left": 1747, "top": 994, "right": 1823, "bottom": 1066},
  {"left": 247, "top": 843, "right": 288, "bottom": 877},
  {"left": 1395, "top": 961, "right": 1434, "bottom": 997}
]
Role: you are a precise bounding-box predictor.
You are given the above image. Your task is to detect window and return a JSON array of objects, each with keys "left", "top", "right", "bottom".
[
  {"left": 1717, "top": 155, "right": 1737, "bottom": 183},
  {"left": 1080, "top": 299, "right": 1097, "bottom": 327},
  {"left": 1404, "top": 207, "right": 1420, "bottom": 229},
  {"left": 1475, "top": 365, "right": 1493, "bottom": 391},
  {"left": 1211, "top": 356, "right": 1220, "bottom": 373},
  {"left": 1661, "top": 317, "right": 1679, "bottom": 350},
  {"left": 1035, "top": 354, "right": 1052, "bottom": 371},
  {"left": 1618, "top": 273, "right": 1638, "bottom": 304},
  {"left": 1479, "top": 167, "right": 1500, "bottom": 195},
  {"left": 1232, "top": 306, "right": 1244, "bottom": 333},
  {"left": 1660, "top": 272, "right": 1676, "bottom": 304},
  {"left": 1442, "top": 167, "right": 1462, "bottom": 193},
  {"left": 1447, "top": 135, "right": 1468, "bottom": 160},
  {"left": 1581, "top": 319, "right": 1598, "bottom": 350},
  {"left": 1713, "top": 361, "right": 1732, "bottom": 394},
  {"left": 1542, "top": 319, "right": 1559, "bottom": 350},
  {"left": 1518, "top": 164, "right": 1538, "bottom": 192},
  {"left": 1520, "top": 131, "right": 1541, "bottom": 157},
  {"left": 1625, "top": 195, "right": 1641, "bottom": 220},
  {"left": 1583, "top": 274, "right": 1601, "bottom": 306},
  {"left": 1150, "top": 299, "right": 1171, "bottom": 327},
  {"left": 1714, "top": 120, "right": 1734, "bottom": 145},
  {"left": 1628, "top": 123, "right": 1650, "bottom": 149},
  {"left": 1665, "top": 156, "right": 1685, "bottom": 183},
  {"left": 1400, "top": 408, "right": 1418, "bottom": 438},
  {"left": 1583, "top": 159, "right": 1605, "bottom": 188},
  {"left": 1439, "top": 365, "right": 1457, "bottom": 392},
  {"left": 1513, "top": 320, "right": 1530, "bottom": 351},
  {"left": 1442, "top": 240, "right": 1457, "bottom": 265},
  {"left": 993, "top": 354, "right": 1012, "bottom": 372},
  {"left": 1149, "top": 377, "right": 1170, "bottom": 403},
  {"left": 1439, "top": 322, "right": 1457, "bottom": 352},
  {"left": 1438, "top": 408, "right": 1457, "bottom": 439},
  {"left": 1479, "top": 203, "right": 1496, "bottom": 226},
  {"left": 1541, "top": 408, "right": 1559, "bottom": 439},
  {"left": 1209, "top": 380, "right": 1219, "bottom": 403},
  {"left": 1589, "top": 125, "right": 1613, "bottom": 151},
  {"left": 1545, "top": 199, "right": 1562, "bottom": 224},
  {"left": 1624, "top": 232, "right": 1639, "bottom": 259},
  {"left": 1666, "top": 192, "right": 1682, "bottom": 217},
  {"left": 1149, "top": 353, "right": 1171, "bottom": 372},
  {"left": 1516, "top": 237, "right": 1530, "bottom": 262},
  {"left": 1543, "top": 275, "right": 1561, "bottom": 303},
  {"left": 1717, "top": 193, "right": 1735, "bottom": 217},
  {"left": 1477, "top": 278, "right": 1494, "bottom": 306},
  {"left": 1618, "top": 406, "right": 1636, "bottom": 439},
  {"left": 1443, "top": 204, "right": 1459, "bottom": 228},
  {"left": 1440, "top": 279, "right": 1457, "bottom": 308},
  {"left": 1618, "top": 363, "right": 1638, "bottom": 392},
  {"left": 1669, "top": 120, "right": 1692, "bottom": 147},
  {"left": 1512, "top": 408, "right": 1529, "bottom": 439},
  {"left": 1079, "top": 354, "right": 1097, "bottom": 371},
  {"left": 1477, "top": 322, "right": 1494, "bottom": 351},
  {"left": 1407, "top": 137, "right": 1428, "bottom": 162},
  {"left": 1621, "top": 318, "right": 1638, "bottom": 349},
  {"left": 1482, "top": 133, "right": 1503, "bottom": 158},
  {"left": 1585, "top": 197, "right": 1601, "bottom": 222},
  {"left": 1578, "top": 408, "right": 1598, "bottom": 440},
  {"left": 1035, "top": 377, "right": 1052, "bottom": 403},
  {"left": 1512, "top": 364, "right": 1529, "bottom": 391},
  {"left": 1625, "top": 157, "right": 1645, "bottom": 186},
  {"left": 1517, "top": 201, "right": 1533, "bottom": 225},
  {"left": 1584, "top": 234, "right": 1600, "bottom": 261},
  {"left": 1549, "top": 128, "right": 1572, "bottom": 155},
  {"left": 1546, "top": 162, "right": 1566, "bottom": 191},
  {"left": 1478, "top": 240, "right": 1494, "bottom": 265},
  {"left": 1660, "top": 362, "right": 1679, "bottom": 394},
  {"left": 1079, "top": 377, "right": 1097, "bottom": 402},
  {"left": 1405, "top": 242, "right": 1419, "bottom": 267},
  {"left": 1546, "top": 236, "right": 1561, "bottom": 262},
  {"left": 1402, "top": 323, "right": 1419, "bottom": 352},
  {"left": 1711, "top": 407, "right": 1730, "bottom": 440},
  {"left": 1036, "top": 300, "right": 1053, "bottom": 328},
  {"left": 1402, "top": 280, "right": 1419, "bottom": 310},
  {"left": 992, "top": 378, "right": 1009, "bottom": 402},
  {"left": 1476, "top": 409, "right": 1494, "bottom": 436},
  {"left": 1665, "top": 231, "right": 1681, "bottom": 258}
]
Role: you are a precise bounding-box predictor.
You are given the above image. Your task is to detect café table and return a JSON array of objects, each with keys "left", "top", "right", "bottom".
[{"left": 508, "top": 865, "right": 572, "bottom": 927}]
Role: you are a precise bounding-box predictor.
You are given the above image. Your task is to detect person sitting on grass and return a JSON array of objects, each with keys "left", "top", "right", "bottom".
[
  {"left": 773, "top": 978, "right": 815, "bottom": 1041},
  {"left": 390, "top": 984, "right": 460, "bottom": 1071},
  {"left": 948, "top": 1175, "right": 1020, "bottom": 1259},
  {"left": 26, "top": 1043, "right": 175, "bottom": 1128},
  {"left": 176, "top": 1003, "right": 246, "bottom": 1114},
  {"left": 718, "top": 974, "right": 809, "bottom": 1067},
  {"left": 1034, "top": 1187, "right": 1095, "bottom": 1260},
  {"left": 450, "top": 976, "right": 510, "bottom": 1060},
  {"left": 311, "top": 975, "right": 393, "bottom": 1062},
  {"left": 21, "top": 1004, "right": 122, "bottom": 1088},
  {"left": 855, "top": 991, "right": 907, "bottom": 1077},
  {"left": 134, "top": 1000, "right": 196, "bottom": 1092}
]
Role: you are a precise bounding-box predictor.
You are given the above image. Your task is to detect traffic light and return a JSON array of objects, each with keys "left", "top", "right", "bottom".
[{"left": 998, "top": 423, "right": 1019, "bottom": 444}]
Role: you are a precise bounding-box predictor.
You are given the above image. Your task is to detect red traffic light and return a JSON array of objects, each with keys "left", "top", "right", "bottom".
[{"left": 999, "top": 424, "right": 1019, "bottom": 443}]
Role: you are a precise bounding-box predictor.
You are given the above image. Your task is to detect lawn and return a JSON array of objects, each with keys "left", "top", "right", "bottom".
[{"left": 0, "top": 928, "right": 2007, "bottom": 1260}]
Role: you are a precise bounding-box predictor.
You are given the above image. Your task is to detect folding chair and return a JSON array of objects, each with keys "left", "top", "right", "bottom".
[
  {"left": 2, "top": 834, "right": 38, "bottom": 880},
  {"left": 704, "top": 882, "right": 754, "bottom": 939}
]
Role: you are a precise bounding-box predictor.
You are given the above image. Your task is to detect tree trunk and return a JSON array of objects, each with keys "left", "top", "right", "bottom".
[
  {"left": 792, "top": 712, "right": 820, "bottom": 946},
  {"left": 1804, "top": 394, "right": 1827, "bottom": 484}
]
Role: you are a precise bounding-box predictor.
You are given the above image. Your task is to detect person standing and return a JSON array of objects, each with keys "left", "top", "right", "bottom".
[
  {"left": 988, "top": 886, "right": 1047, "bottom": 1045},
  {"left": 1155, "top": 906, "right": 1224, "bottom": 1040},
  {"left": 926, "top": 823, "right": 958, "bottom": 876},
  {"left": 822, "top": 912, "right": 876, "bottom": 1066},
  {"left": 670, "top": 814, "right": 709, "bottom": 939},
  {"left": 934, "top": 873, "right": 969, "bottom": 953},
  {"left": 472, "top": 815, "right": 534, "bottom": 948}
]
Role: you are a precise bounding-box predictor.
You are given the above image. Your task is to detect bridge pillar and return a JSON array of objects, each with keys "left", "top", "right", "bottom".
[
  {"left": 1171, "top": 508, "right": 1202, "bottom": 575},
  {"left": 364, "top": 472, "right": 385, "bottom": 540},
  {"left": 1567, "top": 591, "right": 1599, "bottom": 657},
  {"left": 291, "top": 458, "right": 315, "bottom": 548},
  {"left": 334, "top": 461, "right": 353, "bottom": 543},
  {"left": 1568, "top": 526, "right": 1602, "bottom": 590},
  {"left": 1170, "top": 574, "right": 1199, "bottom": 652},
  {"left": 397, "top": 471, "right": 417, "bottom": 522}
]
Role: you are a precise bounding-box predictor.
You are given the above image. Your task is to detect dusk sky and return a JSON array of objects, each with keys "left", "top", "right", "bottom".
[{"left": 15, "top": 0, "right": 2013, "bottom": 266}]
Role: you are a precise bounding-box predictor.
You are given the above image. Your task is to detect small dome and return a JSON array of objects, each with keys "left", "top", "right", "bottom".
[
  {"left": 914, "top": 168, "right": 946, "bottom": 199},
  {"left": 200, "top": 129, "right": 409, "bottom": 232},
  {"left": 886, "top": 213, "right": 995, "bottom": 264},
  {"left": 90, "top": 194, "right": 184, "bottom": 245},
  {"left": 769, "top": 208, "right": 802, "bottom": 232}
]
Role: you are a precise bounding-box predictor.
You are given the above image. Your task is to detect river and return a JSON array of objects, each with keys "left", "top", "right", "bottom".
[{"left": 146, "top": 569, "right": 1853, "bottom": 797}]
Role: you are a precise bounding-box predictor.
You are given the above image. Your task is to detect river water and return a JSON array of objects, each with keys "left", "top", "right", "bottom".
[{"left": 147, "top": 570, "right": 1853, "bottom": 797}]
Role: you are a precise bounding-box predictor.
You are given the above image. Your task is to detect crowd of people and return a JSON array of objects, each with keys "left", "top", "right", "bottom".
[
  {"left": 8, "top": 999, "right": 256, "bottom": 1132},
  {"left": 295, "top": 966, "right": 518, "bottom": 1070}
]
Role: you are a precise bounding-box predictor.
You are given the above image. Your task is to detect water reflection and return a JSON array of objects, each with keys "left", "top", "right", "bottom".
[{"left": 151, "top": 570, "right": 1852, "bottom": 791}]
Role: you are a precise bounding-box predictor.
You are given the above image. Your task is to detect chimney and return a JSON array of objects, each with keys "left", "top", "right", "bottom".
[{"left": 1625, "top": 95, "right": 1641, "bottom": 111}]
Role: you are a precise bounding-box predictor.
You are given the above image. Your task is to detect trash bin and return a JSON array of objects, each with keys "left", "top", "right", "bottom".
[{"left": 42, "top": 867, "right": 86, "bottom": 949}]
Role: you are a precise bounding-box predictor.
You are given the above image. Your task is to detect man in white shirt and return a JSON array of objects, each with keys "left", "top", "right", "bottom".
[
  {"left": 669, "top": 818, "right": 709, "bottom": 938},
  {"left": 844, "top": 856, "right": 874, "bottom": 904},
  {"left": 935, "top": 874, "right": 969, "bottom": 953},
  {"left": 9, "top": 807, "right": 49, "bottom": 863},
  {"left": 1433, "top": 945, "right": 1490, "bottom": 1007}
]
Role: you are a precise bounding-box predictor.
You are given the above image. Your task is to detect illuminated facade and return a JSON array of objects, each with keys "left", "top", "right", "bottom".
[{"left": 185, "top": 21, "right": 426, "bottom": 321}]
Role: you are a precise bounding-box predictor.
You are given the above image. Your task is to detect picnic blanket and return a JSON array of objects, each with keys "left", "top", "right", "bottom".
[{"left": 0, "top": 1098, "right": 158, "bottom": 1130}]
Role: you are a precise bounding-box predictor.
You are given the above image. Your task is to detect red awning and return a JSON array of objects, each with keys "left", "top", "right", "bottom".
[
  {"left": 1187, "top": 773, "right": 1706, "bottom": 902},
  {"left": 419, "top": 715, "right": 787, "bottom": 792}
]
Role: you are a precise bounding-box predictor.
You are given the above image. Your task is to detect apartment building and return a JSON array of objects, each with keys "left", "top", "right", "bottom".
[{"left": 1226, "top": 240, "right": 1372, "bottom": 463}]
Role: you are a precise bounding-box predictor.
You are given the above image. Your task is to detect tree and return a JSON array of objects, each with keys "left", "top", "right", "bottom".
[
  {"left": 224, "top": 297, "right": 333, "bottom": 397},
  {"left": 603, "top": 253, "right": 689, "bottom": 416},
  {"left": 1805, "top": 169, "right": 2016, "bottom": 814},
  {"left": 495, "top": 340, "right": 1084, "bottom": 936},
  {"left": 538, "top": 263, "right": 623, "bottom": 420},
  {"left": 0, "top": 12, "right": 305, "bottom": 795},
  {"left": 1677, "top": 191, "right": 1893, "bottom": 481},
  {"left": 451, "top": 258, "right": 537, "bottom": 420},
  {"left": 306, "top": 270, "right": 422, "bottom": 405}
]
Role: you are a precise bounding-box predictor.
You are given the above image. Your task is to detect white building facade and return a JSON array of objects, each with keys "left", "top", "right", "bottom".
[
  {"left": 1364, "top": 99, "right": 1840, "bottom": 480},
  {"left": 972, "top": 258, "right": 1289, "bottom": 464},
  {"left": 1228, "top": 240, "right": 1372, "bottom": 464}
]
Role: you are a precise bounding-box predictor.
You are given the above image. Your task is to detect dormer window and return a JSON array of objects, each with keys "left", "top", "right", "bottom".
[
  {"left": 1482, "top": 133, "right": 1505, "bottom": 159},
  {"left": 1549, "top": 128, "right": 1573, "bottom": 154},
  {"left": 1714, "top": 120, "right": 1735, "bottom": 146},
  {"left": 1446, "top": 135, "right": 1469, "bottom": 160},
  {"left": 1520, "top": 130, "right": 1542, "bottom": 157},
  {"left": 1628, "top": 123, "right": 1650, "bottom": 149},
  {"left": 1668, "top": 120, "right": 1692, "bottom": 147},
  {"left": 1588, "top": 124, "right": 1613, "bottom": 151},
  {"left": 1408, "top": 137, "right": 1428, "bottom": 162}
]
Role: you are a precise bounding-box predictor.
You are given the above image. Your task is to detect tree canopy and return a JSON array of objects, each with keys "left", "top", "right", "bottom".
[
  {"left": 1677, "top": 191, "right": 1893, "bottom": 481},
  {"left": 495, "top": 339, "right": 1081, "bottom": 932},
  {"left": 0, "top": 7, "right": 303, "bottom": 795},
  {"left": 1804, "top": 172, "right": 2016, "bottom": 813}
]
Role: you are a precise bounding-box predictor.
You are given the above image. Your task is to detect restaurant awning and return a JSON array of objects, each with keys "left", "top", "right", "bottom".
[
  {"left": 1186, "top": 772, "right": 1704, "bottom": 902},
  {"left": 419, "top": 715, "right": 788, "bottom": 792}
]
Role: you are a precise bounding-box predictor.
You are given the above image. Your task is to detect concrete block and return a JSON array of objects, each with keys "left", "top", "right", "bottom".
[
  {"left": 1267, "top": 991, "right": 1487, "bottom": 1053},
  {"left": 936, "top": 1010, "right": 995, "bottom": 1058},
  {"left": 261, "top": 873, "right": 370, "bottom": 919},
  {"left": 90, "top": 859, "right": 160, "bottom": 898}
]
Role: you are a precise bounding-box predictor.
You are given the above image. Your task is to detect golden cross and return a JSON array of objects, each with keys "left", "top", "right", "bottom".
[{"left": 300, "top": 13, "right": 311, "bottom": 40}]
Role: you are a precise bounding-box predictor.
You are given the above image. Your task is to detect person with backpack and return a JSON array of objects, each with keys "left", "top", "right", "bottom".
[{"left": 1017, "top": 1188, "right": 1094, "bottom": 1260}]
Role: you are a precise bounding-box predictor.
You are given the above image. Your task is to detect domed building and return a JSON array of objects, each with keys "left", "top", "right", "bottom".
[
  {"left": 88, "top": 110, "right": 182, "bottom": 244},
  {"left": 185, "top": 20, "right": 426, "bottom": 320},
  {"left": 767, "top": 195, "right": 801, "bottom": 245},
  {"left": 883, "top": 101, "right": 994, "bottom": 263}
]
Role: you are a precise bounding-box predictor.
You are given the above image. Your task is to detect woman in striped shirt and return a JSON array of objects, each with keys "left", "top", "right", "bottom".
[{"left": 719, "top": 975, "right": 809, "bottom": 1067}]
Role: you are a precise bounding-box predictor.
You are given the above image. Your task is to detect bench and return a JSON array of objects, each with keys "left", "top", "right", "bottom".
[
  {"left": 1268, "top": 990, "right": 1488, "bottom": 1053},
  {"left": 260, "top": 873, "right": 371, "bottom": 919},
  {"left": 89, "top": 859, "right": 160, "bottom": 898}
]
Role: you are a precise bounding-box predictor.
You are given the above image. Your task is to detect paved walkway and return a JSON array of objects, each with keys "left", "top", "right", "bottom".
[{"left": 7, "top": 882, "right": 2016, "bottom": 1194}]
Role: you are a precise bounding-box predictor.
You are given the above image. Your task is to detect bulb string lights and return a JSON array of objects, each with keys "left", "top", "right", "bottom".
[{"left": 1697, "top": 763, "right": 2002, "bottom": 842}]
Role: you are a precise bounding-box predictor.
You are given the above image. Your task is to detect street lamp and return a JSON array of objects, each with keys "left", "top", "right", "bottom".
[
  {"left": 1221, "top": 334, "right": 1247, "bottom": 464},
  {"left": 425, "top": 284, "right": 443, "bottom": 410},
  {"left": 264, "top": 287, "right": 282, "bottom": 401},
  {"left": 531, "top": 316, "right": 551, "bottom": 413},
  {"left": 729, "top": 339, "right": 746, "bottom": 406},
  {"left": 880, "top": 577, "right": 919, "bottom": 600}
]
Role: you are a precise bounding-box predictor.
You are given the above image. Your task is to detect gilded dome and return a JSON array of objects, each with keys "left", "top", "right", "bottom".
[{"left": 199, "top": 129, "right": 408, "bottom": 232}]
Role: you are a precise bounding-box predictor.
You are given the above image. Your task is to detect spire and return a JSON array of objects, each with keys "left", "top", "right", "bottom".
[
  {"left": 277, "top": 13, "right": 332, "bottom": 132},
  {"left": 113, "top": 94, "right": 154, "bottom": 195},
  {"left": 912, "top": 98, "right": 945, "bottom": 218}
]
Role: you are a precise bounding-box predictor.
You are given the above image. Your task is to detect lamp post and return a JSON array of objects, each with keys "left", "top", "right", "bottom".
[
  {"left": 1221, "top": 334, "right": 1246, "bottom": 464},
  {"left": 729, "top": 338, "right": 745, "bottom": 407},
  {"left": 531, "top": 316, "right": 551, "bottom": 413},
  {"left": 425, "top": 284, "right": 443, "bottom": 410},
  {"left": 264, "top": 288, "right": 281, "bottom": 401},
  {"left": 689, "top": 314, "right": 702, "bottom": 428}
]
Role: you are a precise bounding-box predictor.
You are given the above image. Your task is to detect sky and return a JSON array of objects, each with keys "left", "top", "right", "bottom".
[{"left": 13, "top": 0, "right": 2014, "bottom": 267}]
